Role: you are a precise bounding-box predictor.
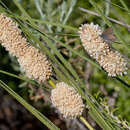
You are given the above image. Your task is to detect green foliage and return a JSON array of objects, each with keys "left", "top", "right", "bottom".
[{"left": 0, "top": 0, "right": 130, "bottom": 129}]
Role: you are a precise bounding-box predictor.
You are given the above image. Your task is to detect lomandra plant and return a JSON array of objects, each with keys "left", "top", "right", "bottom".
[{"left": 0, "top": 0, "right": 130, "bottom": 130}]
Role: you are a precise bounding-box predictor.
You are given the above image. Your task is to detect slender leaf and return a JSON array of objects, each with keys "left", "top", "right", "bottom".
[{"left": 0, "top": 80, "right": 60, "bottom": 130}]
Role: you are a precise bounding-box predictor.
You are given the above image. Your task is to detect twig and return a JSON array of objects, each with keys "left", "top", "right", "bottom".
[{"left": 79, "top": 7, "right": 130, "bottom": 30}]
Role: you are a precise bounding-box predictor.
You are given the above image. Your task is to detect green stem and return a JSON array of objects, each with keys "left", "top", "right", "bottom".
[
  {"left": 48, "top": 80, "right": 56, "bottom": 88},
  {"left": 0, "top": 70, "right": 33, "bottom": 83},
  {"left": 119, "top": 0, "right": 129, "bottom": 12},
  {"left": 80, "top": 116, "right": 94, "bottom": 130}
]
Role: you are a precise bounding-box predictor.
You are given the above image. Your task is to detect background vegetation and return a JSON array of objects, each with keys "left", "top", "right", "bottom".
[{"left": 0, "top": 0, "right": 130, "bottom": 129}]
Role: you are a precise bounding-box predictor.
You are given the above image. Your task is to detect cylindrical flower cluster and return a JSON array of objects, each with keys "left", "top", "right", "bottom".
[
  {"left": 18, "top": 46, "right": 52, "bottom": 83},
  {"left": 79, "top": 23, "right": 127, "bottom": 76},
  {"left": 0, "top": 14, "right": 52, "bottom": 82},
  {"left": 51, "top": 82, "right": 85, "bottom": 118},
  {"left": 100, "top": 50, "right": 127, "bottom": 76},
  {"left": 0, "top": 14, "right": 28, "bottom": 57}
]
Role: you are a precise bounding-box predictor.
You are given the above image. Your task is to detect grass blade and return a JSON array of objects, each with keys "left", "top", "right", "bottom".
[{"left": 0, "top": 80, "right": 60, "bottom": 130}]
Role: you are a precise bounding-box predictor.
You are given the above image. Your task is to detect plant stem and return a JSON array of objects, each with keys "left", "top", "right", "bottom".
[
  {"left": 79, "top": 7, "right": 130, "bottom": 29},
  {"left": 48, "top": 80, "right": 56, "bottom": 88},
  {"left": 119, "top": 0, "right": 129, "bottom": 12},
  {"left": 0, "top": 70, "right": 34, "bottom": 84},
  {"left": 80, "top": 116, "right": 94, "bottom": 130}
]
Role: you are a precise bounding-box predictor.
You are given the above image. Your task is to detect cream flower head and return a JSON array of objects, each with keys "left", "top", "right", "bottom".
[
  {"left": 0, "top": 14, "right": 28, "bottom": 57},
  {"left": 0, "top": 14, "right": 52, "bottom": 82},
  {"left": 79, "top": 23, "right": 127, "bottom": 76},
  {"left": 18, "top": 46, "right": 52, "bottom": 83},
  {"left": 51, "top": 82, "right": 85, "bottom": 118}
]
